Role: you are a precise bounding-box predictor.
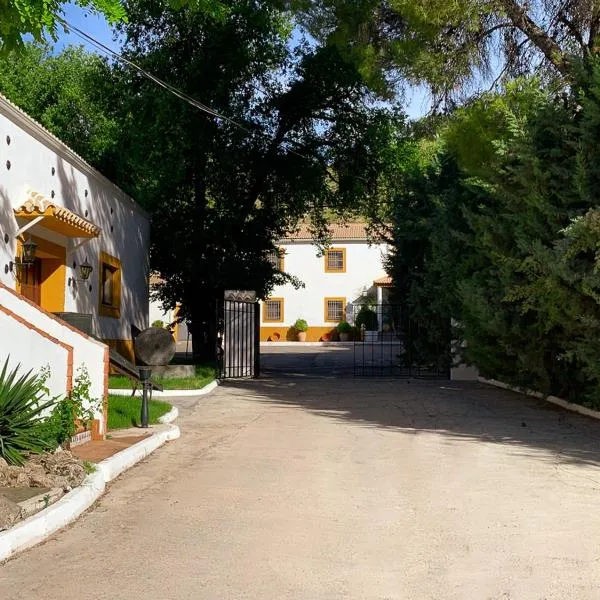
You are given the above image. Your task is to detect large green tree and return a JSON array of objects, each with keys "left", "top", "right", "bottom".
[
  {"left": 292, "top": 0, "right": 600, "bottom": 99},
  {"left": 113, "top": 0, "right": 394, "bottom": 357}
]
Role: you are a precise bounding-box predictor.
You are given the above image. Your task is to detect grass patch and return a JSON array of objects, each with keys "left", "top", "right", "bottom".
[
  {"left": 109, "top": 363, "right": 215, "bottom": 390},
  {"left": 107, "top": 395, "right": 172, "bottom": 430}
]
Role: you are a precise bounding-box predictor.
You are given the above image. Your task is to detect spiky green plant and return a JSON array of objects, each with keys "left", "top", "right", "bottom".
[{"left": 0, "top": 358, "right": 56, "bottom": 465}]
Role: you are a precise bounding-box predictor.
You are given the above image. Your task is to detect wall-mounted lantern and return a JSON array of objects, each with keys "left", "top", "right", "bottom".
[
  {"left": 69, "top": 258, "right": 94, "bottom": 288},
  {"left": 79, "top": 259, "right": 93, "bottom": 281},
  {"left": 4, "top": 235, "right": 37, "bottom": 274}
]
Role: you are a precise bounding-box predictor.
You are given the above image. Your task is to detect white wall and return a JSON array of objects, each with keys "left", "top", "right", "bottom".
[
  {"left": 264, "top": 241, "right": 388, "bottom": 327},
  {"left": 0, "top": 311, "right": 70, "bottom": 405},
  {"left": 0, "top": 285, "right": 107, "bottom": 431},
  {"left": 149, "top": 300, "right": 175, "bottom": 327},
  {"left": 0, "top": 95, "right": 150, "bottom": 341}
]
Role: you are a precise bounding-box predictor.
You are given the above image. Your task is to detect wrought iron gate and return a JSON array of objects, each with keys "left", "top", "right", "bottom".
[
  {"left": 216, "top": 291, "right": 260, "bottom": 379},
  {"left": 351, "top": 303, "right": 450, "bottom": 378}
]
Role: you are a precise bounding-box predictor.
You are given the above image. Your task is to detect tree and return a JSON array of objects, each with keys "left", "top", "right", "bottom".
[
  {"left": 0, "top": 44, "right": 122, "bottom": 175},
  {"left": 292, "top": 0, "right": 600, "bottom": 100},
  {"left": 113, "top": 0, "right": 393, "bottom": 358},
  {"left": 0, "top": 0, "right": 233, "bottom": 52},
  {"left": 0, "top": 0, "right": 126, "bottom": 51}
]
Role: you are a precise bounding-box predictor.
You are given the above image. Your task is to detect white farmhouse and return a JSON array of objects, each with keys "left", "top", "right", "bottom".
[
  {"left": 261, "top": 222, "right": 390, "bottom": 342},
  {"left": 0, "top": 93, "right": 150, "bottom": 439}
]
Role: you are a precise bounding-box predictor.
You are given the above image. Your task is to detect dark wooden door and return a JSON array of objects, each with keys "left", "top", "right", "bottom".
[{"left": 20, "top": 258, "right": 42, "bottom": 306}]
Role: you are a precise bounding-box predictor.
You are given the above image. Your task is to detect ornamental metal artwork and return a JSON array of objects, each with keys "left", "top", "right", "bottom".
[{"left": 224, "top": 290, "right": 257, "bottom": 302}]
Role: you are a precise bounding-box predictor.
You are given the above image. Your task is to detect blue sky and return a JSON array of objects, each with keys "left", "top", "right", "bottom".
[
  {"left": 55, "top": 4, "right": 123, "bottom": 52},
  {"left": 54, "top": 4, "right": 429, "bottom": 119}
]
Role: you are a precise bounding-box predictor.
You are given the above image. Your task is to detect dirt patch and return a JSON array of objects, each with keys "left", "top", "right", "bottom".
[{"left": 71, "top": 434, "right": 150, "bottom": 463}]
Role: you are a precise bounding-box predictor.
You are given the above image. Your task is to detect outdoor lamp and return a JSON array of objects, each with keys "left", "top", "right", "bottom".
[
  {"left": 78, "top": 258, "right": 93, "bottom": 281},
  {"left": 21, "top": 236, "right": 37, "bottom": 267},
  {"left": 4, "top": 235, "right": 38, "bottom": 273}
]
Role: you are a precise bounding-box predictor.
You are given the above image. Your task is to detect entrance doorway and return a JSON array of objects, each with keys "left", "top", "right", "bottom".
[
  {"left": 16, "top": 236, "right": 66, "bottom": 312},
  {"left": 20, "top": 258, "right": 42, "bottom": 305}
]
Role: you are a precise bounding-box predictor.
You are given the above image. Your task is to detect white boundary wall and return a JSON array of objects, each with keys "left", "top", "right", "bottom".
[{"left": 0, "top": 284, "right": 107, "bottom": 429}]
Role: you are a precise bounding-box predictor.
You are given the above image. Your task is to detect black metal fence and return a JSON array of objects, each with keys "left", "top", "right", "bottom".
[
  {"left": 352, "top": 303, "right": 451, "bottom": 379},
  {"left": 216, "top": 293, "right": 260, "bottom": 379}
]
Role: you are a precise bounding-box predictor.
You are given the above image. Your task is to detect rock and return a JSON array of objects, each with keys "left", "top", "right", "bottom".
[
  {"left": 0, "top": 451, "right": 87, "bottom": 494},
  {"left": 0, "top": 495, "right": 22, "bottom": 530}
]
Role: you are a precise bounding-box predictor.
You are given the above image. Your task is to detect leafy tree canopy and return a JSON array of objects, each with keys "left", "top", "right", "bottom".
[
  {"left": 291, "top": 0, "right": 600, "bottom": 101},
  {"left": 0, "top": 0, "right": 229, "bottom": 52}
]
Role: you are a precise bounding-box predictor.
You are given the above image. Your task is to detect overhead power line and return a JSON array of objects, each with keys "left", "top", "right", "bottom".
[
  {"left": 61, "top": 18, "right": 338, "bottom": 169},
  {"left": 64, "top": 19, "right": 257, "bottom": 133}
]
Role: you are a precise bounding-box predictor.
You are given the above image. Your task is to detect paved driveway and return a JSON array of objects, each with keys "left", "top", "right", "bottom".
[{"left": 2, "top": 378, "right": 600, "bottom": 599}]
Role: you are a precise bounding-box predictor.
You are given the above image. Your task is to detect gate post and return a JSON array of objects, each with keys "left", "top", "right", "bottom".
[{"left": 254, "top": 301, "right": 260, "bottom": 378}]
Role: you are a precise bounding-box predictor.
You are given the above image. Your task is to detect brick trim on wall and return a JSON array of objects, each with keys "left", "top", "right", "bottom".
[{"left": 0, "top": 303, "right": 74, "bottom": 393}]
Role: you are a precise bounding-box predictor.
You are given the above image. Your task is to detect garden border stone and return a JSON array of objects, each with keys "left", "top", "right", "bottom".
[
  {"left": 0, "top": 424, "right": 180, "bottom": 563},
  {"left": 108, "top": 379, "right": 219, "bottom": 398}
]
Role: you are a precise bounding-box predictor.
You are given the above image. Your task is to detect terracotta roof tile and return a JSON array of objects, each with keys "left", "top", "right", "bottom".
[
  {"left": 373, "top": 275, "right": 392, "bottom": 287},
  {"left": 282, "top": 222, "right": 373, "bottom": 242}
]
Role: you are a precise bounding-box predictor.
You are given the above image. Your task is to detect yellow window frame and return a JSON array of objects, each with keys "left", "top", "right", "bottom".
[
  {"left": 324, "top": 297, "right": 346, "bottom": 323},
  {"left": 263, "top": 297, "right": 284, "bottom": 323},
  {"left": 98, "top": 251, "right": 122, "bottom": 319},
  {"left": 324, "top": 248, "right": 346, "bottom": 273}
]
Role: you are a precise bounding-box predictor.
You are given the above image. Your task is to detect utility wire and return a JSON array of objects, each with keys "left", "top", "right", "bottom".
[
  {"left": 63, "top": 19, "right": 247, "bottom": 129},
  {"left": 62, "top": 18, "right": 318, "bottom": 164}
]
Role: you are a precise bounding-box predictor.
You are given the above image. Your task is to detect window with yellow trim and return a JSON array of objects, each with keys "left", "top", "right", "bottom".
[
  {"left": 268, "top": 248, "right": 285, "bottom": 271},
  {"left": 263, "top": 298, "right": 284, "bottom": 323},
  {"left": 324, "top": 297, "right": 345, "bottom": 322},
  {"left": 324, "top": 248, "right": 346, "bottom": 272},
  {"left": 98, "top": 252, "right": 121, "bottom": 318}
]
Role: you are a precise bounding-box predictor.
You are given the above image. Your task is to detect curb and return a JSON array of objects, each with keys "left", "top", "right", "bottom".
[
  {"left": 260, "top": 341, "right": 404, "bottom": 347},
  {"left": 479, "top": 377, "right": 600, "bottom": 421},
  {"left": 108, "top": 379, "right": 220, "bottom": 398},
  {"left": 157, "top": 406, "right": 179, "bottom": 424},
  {"left": 0, "top": 424, "right": 180, "bottom": 563}
]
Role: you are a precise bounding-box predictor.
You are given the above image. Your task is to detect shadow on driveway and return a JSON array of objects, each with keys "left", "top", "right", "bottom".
[{"left": 222, "top": 376, "right": 600, "bottom": 471}]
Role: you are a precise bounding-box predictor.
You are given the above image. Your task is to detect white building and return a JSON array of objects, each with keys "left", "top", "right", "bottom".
[
  {"left": 0, "top": 93, "right": 150, "bottom": 438},
  {"left": 260, "top": 222, "right": 390, "bottom": 342}
]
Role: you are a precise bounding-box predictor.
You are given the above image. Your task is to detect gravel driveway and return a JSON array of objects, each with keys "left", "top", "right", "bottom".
[{"left": 1, "top": 377, "right": 600, "bottom": 599}]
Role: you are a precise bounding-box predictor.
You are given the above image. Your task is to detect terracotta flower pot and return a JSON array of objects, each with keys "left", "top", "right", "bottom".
[
  {"left": 297, "top": 331, "right": 307, "bottom": 342},
  {"left": 271, "top": 332, "right": 281, "bottom": 341},
  {"left": 339, "top": 332, "right": 349, "bottom": 342},
  {"left": 321, "top": 333, "right": 330, "bottom": 342}
]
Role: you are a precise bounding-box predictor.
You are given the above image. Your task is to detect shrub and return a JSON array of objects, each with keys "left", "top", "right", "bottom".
[
  {"left": 355, "top": 307, "right": 378, "bottom": 331},
  {"left": 337, "top": 321, "right": 352, "bottom": 333},
  {"left": 151, "top": 320, "right": 165, "bottom": 328},
  {"left": 37, "top": 365, "right": 100, "bottom": 449},
  {"left": 0, "top": 358, "right": 56, "bottom": 465},
  {"left": 293, "top": 318, "right": 308, "bottom": 332}
]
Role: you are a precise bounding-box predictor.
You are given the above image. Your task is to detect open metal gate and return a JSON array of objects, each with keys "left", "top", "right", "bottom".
[
  {"left": 352, "top": 303, "right": 450, "bottom": 379},
  {"left": 216, "top": 290, "right": 260, "bottom": 379}
]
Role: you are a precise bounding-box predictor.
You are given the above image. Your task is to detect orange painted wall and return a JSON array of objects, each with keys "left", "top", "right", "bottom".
[{"left": 260, "top": 326, "right": 341, "bottom": 342}]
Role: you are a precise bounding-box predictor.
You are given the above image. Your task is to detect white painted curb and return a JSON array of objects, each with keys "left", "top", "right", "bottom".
[
  {"left": 260, "top": 341, "right": 403, "bottom": 347},
  {"left": 108, "top": 379, "right": 219, "bottom": 398},
  {"left": 0, "top": 424, "right": 180, "bottom": 563},
  {"left": 95, "top": 425, "right": 180, "bottom": 483},
  {"left": 157, "top": 406, "right": 178, "bottom": 424},
  {"left": 479, "top": 377, "right": 600, "bottom": 421}
]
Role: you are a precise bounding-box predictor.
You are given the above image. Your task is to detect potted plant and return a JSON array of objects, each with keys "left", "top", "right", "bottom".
[
  {"left": 355, "top": 307, "right": 378, "bottom": 342},
  {"left": 337, "top": 321, "right": 352, "bottom": 342},
  {"left": 293, "top": 319, "right": 308, "bottom": 342}
]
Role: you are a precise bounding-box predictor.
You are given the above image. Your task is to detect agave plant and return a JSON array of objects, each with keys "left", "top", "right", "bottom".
[{"left": 0, "top": 358, "right": 56, "bottom": 465}]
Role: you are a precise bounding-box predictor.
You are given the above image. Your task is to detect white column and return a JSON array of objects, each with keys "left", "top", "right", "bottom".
[{"left": 376, "top": 286, "right": 383, "bottom": 332}]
